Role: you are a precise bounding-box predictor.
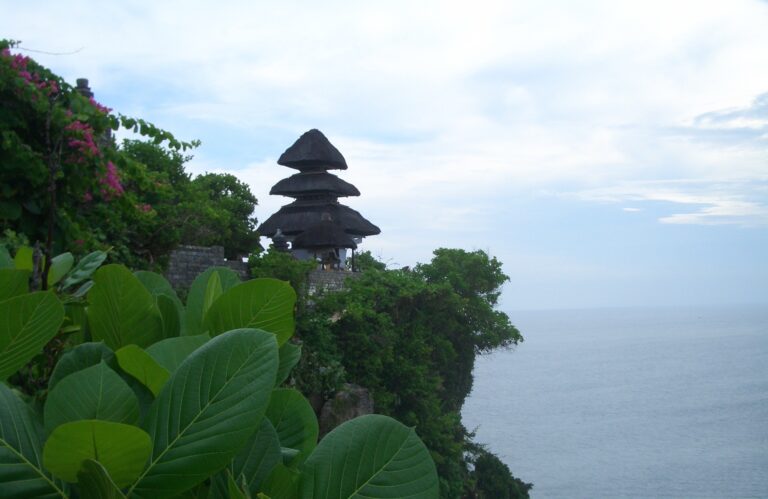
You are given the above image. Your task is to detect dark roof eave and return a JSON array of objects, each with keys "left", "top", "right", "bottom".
[{"left": 277, "top": 129, "right": 347, "bottom": 171}]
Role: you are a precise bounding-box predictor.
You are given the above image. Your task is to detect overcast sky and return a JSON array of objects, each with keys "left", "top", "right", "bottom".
[{"left": 5, "top": 0, "right": 767, "bottom": 310}]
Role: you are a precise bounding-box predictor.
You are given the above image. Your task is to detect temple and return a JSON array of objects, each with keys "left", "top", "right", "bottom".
[{"left": 258, "top": 129, "right": 380, "bottom": 268}]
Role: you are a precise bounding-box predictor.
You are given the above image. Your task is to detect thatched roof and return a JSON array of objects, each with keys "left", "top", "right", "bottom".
[
  {"left": 258, "top": 201, "right": 380, "bottom": 238},
  {"left": 292, "top": 218, "right": 358, "bottom": 250},
  {"left": 270, "top": 171, "right": 360, "bottom": 198},
  {"left": 277, "top": 129, "right": 347, "bottom": 171}
]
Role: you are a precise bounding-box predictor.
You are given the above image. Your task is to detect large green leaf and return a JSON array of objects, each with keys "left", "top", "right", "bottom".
[
  {"left": 145, "top": 334, "right": 209, "bottom": 372},
  {"left": 203, "top": 279, "right": 296, "bottom": 345},
  {"left": 44, "top": 361, "right": 139, "bottom": 433},
  {"left": 232, "top": 417, "right": 282, "bottom": 495},
  {"left": 156, "top": 294, "right": 182, "bottom": 337},
  {"left": 43, "top": 420, "right": 151, "bottom": 487},
  {"left": 46, "top": 252, "right": 73, "bottom": 287},
  {"left": 115, "top": 345, "right": 170, "bottom": 397},
  {"left": 49, "top": 342, "right": 114, "bottom": 390},
  {"left": 0, "top": 268, "right": 30, "bottom": 301},
  {"left": 261, "top": 462, "right": 299, "bottom": 499},
  {"left": 134, "top": 270, "right": 178, "bottom": 299},
  {"left": 128, "top": 328, "right": 279, "bottom": 499},
  {"left": 184, "top": 267, "right": 240, "bottom": 336},
  {"left": 0, "top": 245, "right": 13, "bottom": 268},
  {"left": 135, "top": 271, "right": 185, "bottom": 336},
  {"left": 63, "top": 302, "right": 89, "bottom": 344},
  {"left": 77, "top": 459, "right": 126, "bottom": 499},
  {"left": 299, "top": 414, "right": 439, "bottom": 499},
  {"left": 226, "top": 471, "right": 249, "bottom": 499},
  {"left": 265, "top": 389, "right": 317, "bottom": 467},
  {"left": 276, "top": 342, "right": 301, "bottom": 386},
  {"left": 87, "top": 264, "right": 163, "bottom": 349},
  {"left": 204, "top": 271, "right": 223, "bottom": 315},
  {"left": 59, "top": 250, "right": 107, "bottom": 290},
  {"left": 13, "top": 245, "right": 34, "bottom": 271},
  {"left": 0, "top": 384, "right": 67, "bottom": 498},
  {"left": 0, "top": 291, "right": 64, "bottom": 380}
]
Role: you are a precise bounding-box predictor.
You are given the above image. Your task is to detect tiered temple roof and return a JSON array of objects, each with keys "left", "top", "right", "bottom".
[{"left": 258, "top": 129, "right": 380, "bottom": 241}]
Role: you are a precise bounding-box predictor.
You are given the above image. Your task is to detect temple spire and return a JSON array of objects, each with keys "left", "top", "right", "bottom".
[{"left": 258, "top": 129, "right": 380, "bottom": 267}]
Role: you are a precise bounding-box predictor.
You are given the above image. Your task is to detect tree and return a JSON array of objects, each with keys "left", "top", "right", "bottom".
[
  {"left": 1, "top": 42, "right": 260, "bottom": 270},
  {"left": 119, "top": 140, "right": 261, "bottom": 264},
  {"left": 469, "top": 445, "right": 532, "bottom": 499},
  {"left": 0, "top": 40, "right": 196, "bottom": 275},
  {"left": 187, "top": 172, "right": 259, "bottom": 259},
  {"left": 416, "top": 248, "right": 521, "bottom": 352},
  {"left": 292, "top": 249, "right": 526, "bottom": 498}
]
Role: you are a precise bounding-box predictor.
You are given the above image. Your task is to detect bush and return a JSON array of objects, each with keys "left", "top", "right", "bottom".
[{"left": 0, "top": 254, "right": 439, "bottom": 498}]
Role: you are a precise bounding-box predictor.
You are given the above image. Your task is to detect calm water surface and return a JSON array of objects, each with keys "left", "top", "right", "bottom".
[{"left": 462, "top": 305, "right": 768, "bottom": 498}]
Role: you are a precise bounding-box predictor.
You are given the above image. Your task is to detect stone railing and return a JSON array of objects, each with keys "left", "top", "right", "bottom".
[{"left": 165, "top": 245, "right": 248, "bottom": 290}]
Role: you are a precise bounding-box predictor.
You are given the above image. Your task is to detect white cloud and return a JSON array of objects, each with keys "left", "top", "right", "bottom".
[
  {"left": 4, "top": 0, "right": 768, "bottom": 306},
  {"left": 573, "top": 179, "right": 768, "bottom": 227}
]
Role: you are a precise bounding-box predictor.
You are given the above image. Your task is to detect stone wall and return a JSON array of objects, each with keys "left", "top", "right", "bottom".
[
  {"left": 306, "top": 269, "right": 361, "bottom": 295},
  {"left": 165, "top": 245, "right": 249, "bottom": 290},
  {"left": 166, "top": 245, "right": 363, "bottom": 294}
]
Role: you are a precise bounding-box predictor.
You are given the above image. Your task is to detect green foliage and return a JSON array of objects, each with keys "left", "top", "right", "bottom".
[
  {"left": 184, "top": 266, "right": 240, "bottom": 336},
  {"left": 297, "top": 249, "right": 524, "bottom": 498},
  {"left": 119, "top": 140, "right": 261, "bottom": 262},
  {"left": 203, "top": 278, "right": 297, "bottom": 345},
  {"left": 190, "top": 173, "right": 260, "bottom": 259},
  {"left": 43, "top": 361, "right": 139, "bottom": 432},
  {"left": 1, "top": 43, "right": 257, "bottom": 271},
  {"left": 353, "top": 250, "right": 387, "bottom": 272},
  {"left": 249, "top": 248, "right": 317, "bottom": 299},
  {"left": 87, "top": 265, "right": 164, "bottom": 349},
  {"left": 0, "top": 291, "right": 64, "bottom": 379},
  {"left": 468, "top": 446, "right": 532, "bottom": 499},
  {"left": 0, "top": 382, "right": 67, "bottom": 498},
  {"left": 43, "top": 420, "right": 152, "bottom": 486},
  {"left": 300, "top": 414, "right": 439, "bottom": 498},
  {"left": 265, "top": 388, "right": 319, "bottom": 467},
  {"left": 416, "top": 248, "right": 520, "bottom": 352},
  {"left": 0, "top": 262, "right": 439, "bottom": 498},
  {"left": 114, "top": 345, "right": 170, "bottom": 397},
  {"left": 0, "top": 41, "right": 196, "bottom": 275}
]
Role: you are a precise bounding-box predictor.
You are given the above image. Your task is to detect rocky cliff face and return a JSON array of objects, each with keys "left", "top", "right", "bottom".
[{"left": 319, "top": 383, "right": 374, "bottom": 436}]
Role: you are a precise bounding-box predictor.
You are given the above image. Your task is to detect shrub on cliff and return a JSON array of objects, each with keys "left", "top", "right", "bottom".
[{"left": 292, "top": 249, "right": 525, "bottom": 498}]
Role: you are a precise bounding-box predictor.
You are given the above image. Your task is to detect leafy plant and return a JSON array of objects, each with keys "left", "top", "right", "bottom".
[
  {"left": 0, "top": 264, "right": 439, "bottom": 498},
  {"left": 295, "top": 249, "right": 525, "bottom": 498}
]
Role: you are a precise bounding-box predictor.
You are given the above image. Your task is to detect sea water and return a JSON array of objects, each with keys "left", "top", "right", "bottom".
[{"left": 462, "top": 305, "right": 768, "bottom": 498}]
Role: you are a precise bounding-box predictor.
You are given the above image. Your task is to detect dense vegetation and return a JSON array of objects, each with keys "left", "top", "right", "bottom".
[
  {"left": 254, "top": 248, "right": 532, "bottom": 498},
  {"left": 0, "top": 40, "right": 259, "bottom": 271},
  {"left": 0, "top": 250, "right": 438, "bottom": 497}
]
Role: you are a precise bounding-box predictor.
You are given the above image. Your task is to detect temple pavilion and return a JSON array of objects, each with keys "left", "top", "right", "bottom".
[{"left": 258, "top": 129, "right": 380, "bottom": 269}]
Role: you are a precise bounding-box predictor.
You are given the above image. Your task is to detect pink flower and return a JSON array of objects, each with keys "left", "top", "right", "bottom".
[
  {"left": 83, "top": 191, "right": 93, "bottom": 202},
  {"left": 98, "top": 161, "right": 124, "bottom": 200},
  {"left": 89, "top": 97, "right": 112, "bottom": 114},
  {"left": 74, "top": 239, "right": 84, "bottom": 246}
]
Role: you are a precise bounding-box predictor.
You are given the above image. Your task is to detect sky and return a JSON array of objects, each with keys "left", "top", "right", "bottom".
[{"left": 4, "top": 0, "right": 767, "bottom": 310}]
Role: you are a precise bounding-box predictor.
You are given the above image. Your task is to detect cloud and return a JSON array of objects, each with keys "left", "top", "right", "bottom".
[
  {"left": 693, "top": 93, "right": 768, "bottom": 130},
  {"left": 572, "top": 179, "right": 768, "bottom": 227}
]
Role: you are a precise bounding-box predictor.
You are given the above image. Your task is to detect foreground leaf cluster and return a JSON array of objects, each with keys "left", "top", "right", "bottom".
[{"left": 0, "top": 256, "right": 439, "bottom": 498}]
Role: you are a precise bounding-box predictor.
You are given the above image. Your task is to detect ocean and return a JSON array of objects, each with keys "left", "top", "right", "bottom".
[{"left": 462, "top": 305, "right": 768, "bottom": 498}]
